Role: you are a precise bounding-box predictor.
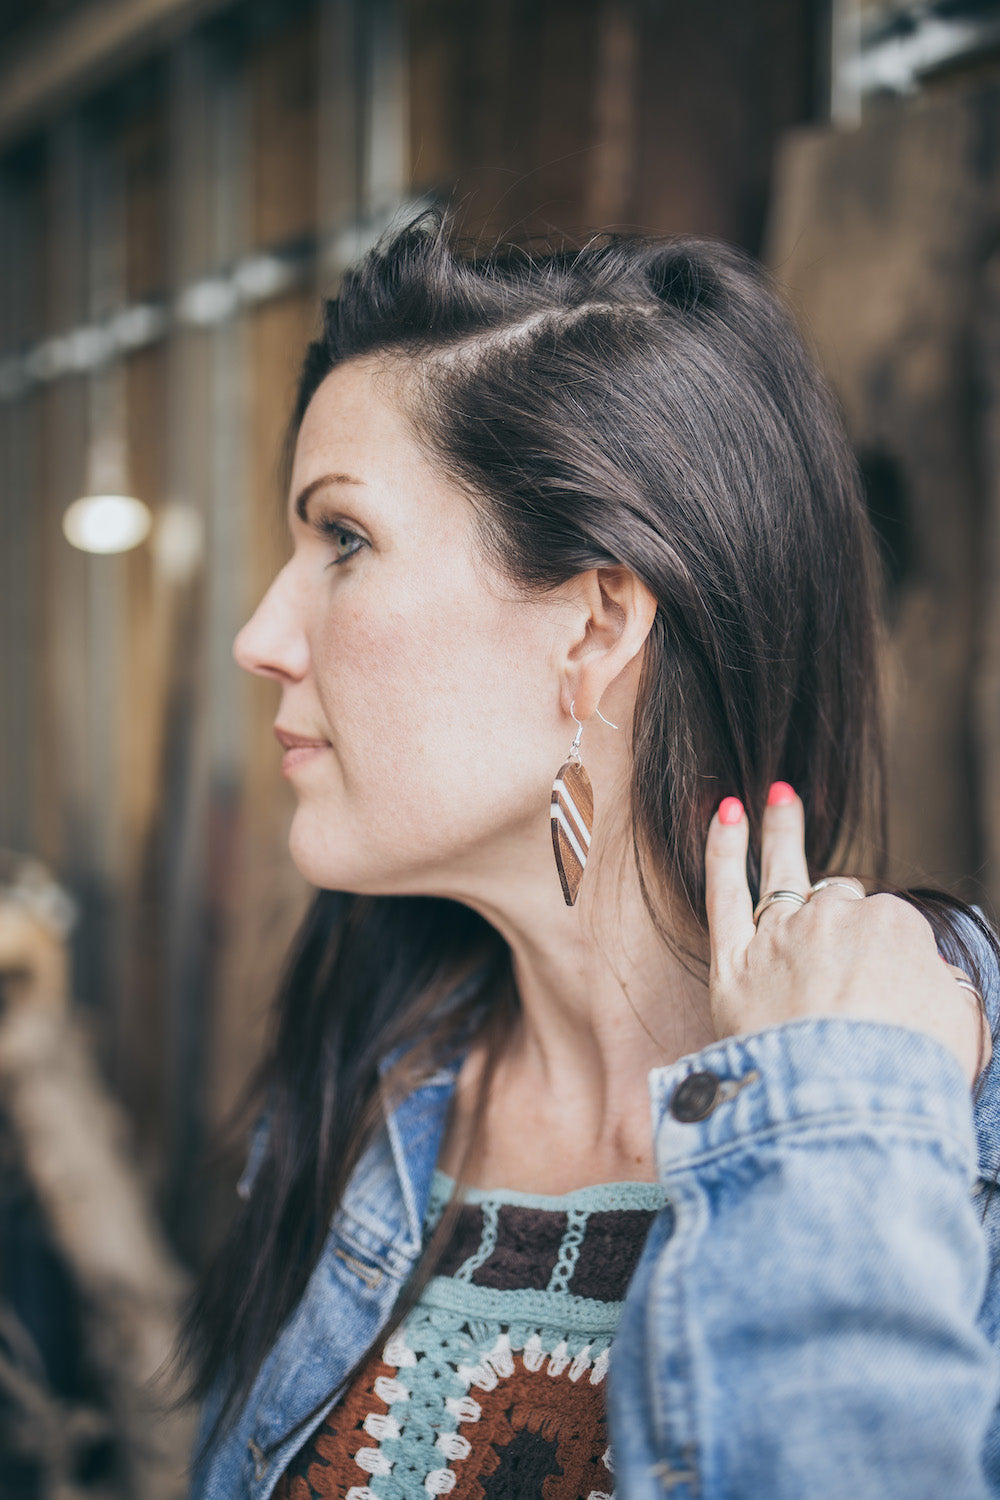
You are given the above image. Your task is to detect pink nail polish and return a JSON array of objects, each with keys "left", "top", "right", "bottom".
[
  {"left": 767, "top": 781, "right": 796, "bottom": 807},
  {"left": 718, "top": 797, "right": 744, "bottom": 825}
]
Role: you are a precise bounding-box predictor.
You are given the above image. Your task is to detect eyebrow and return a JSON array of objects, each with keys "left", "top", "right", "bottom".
[{"left": 293, "top": 472, "right": 366, "bottom": 522}]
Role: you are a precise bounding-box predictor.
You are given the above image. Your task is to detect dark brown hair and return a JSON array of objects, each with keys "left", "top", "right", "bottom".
[{"left": 181, "top": 214, "right": 997, "bottom": 1450}]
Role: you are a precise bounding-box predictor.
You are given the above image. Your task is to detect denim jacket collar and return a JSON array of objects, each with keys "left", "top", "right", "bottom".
[
  {"left": 373, "top": 1049, "right": 464, "bottom": 1254},
  {"left": 192, "top": 1055, "right": 462, "bottom": 1500}
]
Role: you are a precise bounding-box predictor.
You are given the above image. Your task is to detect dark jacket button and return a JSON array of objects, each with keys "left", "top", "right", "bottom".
[{"left": 670, "top": 1071, "right": 721, "bottom": 1122}]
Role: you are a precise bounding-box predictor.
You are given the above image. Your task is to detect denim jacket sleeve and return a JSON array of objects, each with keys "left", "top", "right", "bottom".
[{"left": 608, "top": 1010, "right": 1000, "bottom": 1500}]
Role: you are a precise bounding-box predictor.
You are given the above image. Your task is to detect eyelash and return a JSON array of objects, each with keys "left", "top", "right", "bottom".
[{"left": 313, "top": 515, "right": 367, "bottom": 567}]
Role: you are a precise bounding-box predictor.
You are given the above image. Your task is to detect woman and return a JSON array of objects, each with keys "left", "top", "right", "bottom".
[{"left": 185, "top": 217, "right": 1000, "bottom": 1499}]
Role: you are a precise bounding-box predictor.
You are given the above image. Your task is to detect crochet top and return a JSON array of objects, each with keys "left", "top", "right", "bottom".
[{"left": 272, "top": 1169, "right": 665, "bottom": 1500}]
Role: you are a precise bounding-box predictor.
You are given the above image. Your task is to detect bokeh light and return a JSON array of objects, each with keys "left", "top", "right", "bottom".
[{"left": 62, "top": 493, "right": 152, "bottom": 555}]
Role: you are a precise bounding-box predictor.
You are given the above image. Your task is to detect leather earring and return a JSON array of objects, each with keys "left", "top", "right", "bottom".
[{"left": 550, "top": 702, "right": 618, "bottom": 906}]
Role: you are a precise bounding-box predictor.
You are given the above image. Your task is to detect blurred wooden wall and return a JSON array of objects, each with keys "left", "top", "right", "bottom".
[
  {"left": 766, "top": 76, "right": 1000, "bottom": 918},
  {"left": 0, "top": 0, "right": 825, "bottom": 1264},
  {"left": 408, "top": 0, "right": 818, "bottom": 248}
]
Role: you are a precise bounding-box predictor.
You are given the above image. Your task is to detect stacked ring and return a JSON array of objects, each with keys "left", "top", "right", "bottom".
[
  {"left": 752, "top": 890, "right": 806, "bottom": 927},
  {"left": 752, "top": 878, "right": 867, "bottom": 928},
  {"left": 954, "top": 977, "right": 985, "bottom": 1007},
  {"left": 808, "top": 878, "right": 866, "bottom": 899}
]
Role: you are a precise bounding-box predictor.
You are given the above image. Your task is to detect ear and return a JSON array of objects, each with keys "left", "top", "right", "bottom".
[{"left": 560, "top": 566, "right": 658, "bottom": 720}]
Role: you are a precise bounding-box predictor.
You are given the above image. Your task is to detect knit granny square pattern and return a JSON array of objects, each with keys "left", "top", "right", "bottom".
[{"left": 274, "top": 1172, "right": 665, "bottom": 1500}]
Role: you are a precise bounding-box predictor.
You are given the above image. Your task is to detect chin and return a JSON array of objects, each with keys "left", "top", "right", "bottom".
[
  {"left": 286, "top": 800, "right": 493, "bottom": 900},
  {"left": 286, "top": 812, "right": 404, "bottom": 896},
  {"left": 287, "top": 815, "right": 352, "bottom": 891}
]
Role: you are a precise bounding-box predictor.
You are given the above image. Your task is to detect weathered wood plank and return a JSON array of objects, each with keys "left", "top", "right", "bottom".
[{"left": 766, "top": 86, "right": 1000, "bottom": 906}]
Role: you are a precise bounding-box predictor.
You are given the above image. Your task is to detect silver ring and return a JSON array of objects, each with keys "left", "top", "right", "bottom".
[
  {"left": 752, "top": 889, "right": 806, "bottom": 926},
  {"left": 808, "top": 878, "right": 866, "bottom": 900},
  {"left": 954, "top": 977, "right": 985, "bottom": 1007}
]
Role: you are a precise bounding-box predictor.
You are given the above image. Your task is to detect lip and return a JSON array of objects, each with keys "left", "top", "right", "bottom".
[
  {"left": 274, "top": 726, "right": 331, "bottom": 775},
  {"left": 274, "top": 727, "right": 330, "bottom": 750}
]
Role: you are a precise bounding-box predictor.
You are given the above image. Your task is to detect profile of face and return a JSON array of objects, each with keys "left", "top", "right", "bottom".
[{"left": 233, "top": 357, "right": 577, "bottom": 903}]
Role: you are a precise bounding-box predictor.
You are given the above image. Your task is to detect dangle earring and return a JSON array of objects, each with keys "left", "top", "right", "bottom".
[{"left": 550, "top": 702, "right": 618, "bottom": 906}]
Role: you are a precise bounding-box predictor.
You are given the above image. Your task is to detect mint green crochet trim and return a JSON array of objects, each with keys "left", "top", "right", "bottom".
[
  {"left": 452, "top": 1196, "right": 499, "bottom": 1283},
  {"left": 419, "top": 1271, "right": 625, "bottom": 1335},
  {"left": 404, "top": 1301, "right": 613, "bottom": 1365},
  {"left": 546, "top": 1206, "right": 588, "bottom": 1294},
  {"left": 428, "top": 1167, "right": 666, "bottom": 1216}
]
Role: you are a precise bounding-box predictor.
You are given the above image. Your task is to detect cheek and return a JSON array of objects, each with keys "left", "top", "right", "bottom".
[
  {"left": 310, "top": 585, "right": 554, "bottom": 828},
  {"left": 312, "top": 600, "right": 450, "bottom": 754}
]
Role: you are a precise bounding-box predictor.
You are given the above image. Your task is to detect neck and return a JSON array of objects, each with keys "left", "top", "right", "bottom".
[
  {"left": 491, "top": 849, "right": 711, "bottom": 1087},
  {"left": 436, "top": 829, "right": 714, "bottom": 1190}
]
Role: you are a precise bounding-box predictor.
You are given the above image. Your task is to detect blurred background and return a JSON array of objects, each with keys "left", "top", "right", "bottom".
[{"left": 1, "top": 0, "right": 1000, "bottom": 1493}]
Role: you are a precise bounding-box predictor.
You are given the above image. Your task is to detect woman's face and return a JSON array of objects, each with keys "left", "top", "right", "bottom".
[{"left": 234, "top": 357, "right": 569, "bottom": 899}]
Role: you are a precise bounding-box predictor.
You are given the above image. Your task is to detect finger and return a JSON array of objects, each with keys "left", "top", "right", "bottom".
[
  {"left": 982, "top": 1029, "right": 994, "bottom": 1076},
  {"left": 982, "top": 1012, "right": 995, "bottom": 1075},
  {"left": 942, "top": 965, "right": 993, "bottom": 1076},
  {"left": 705, "top": 797, "right": 755, "bottom": 966},
  {"left": 943, "top": 963, "right": 986, "bottom": 1009},
  {"left": 758, "top": 782, "right": 810, "bottom": 911}
]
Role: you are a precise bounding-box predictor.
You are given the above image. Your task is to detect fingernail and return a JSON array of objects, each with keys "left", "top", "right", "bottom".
[
  {"left": 718, "top": 796, "right": 744, "bottom": 825},
  {"left": 767, "top": 781, "right": 796, "bottom": 807}
]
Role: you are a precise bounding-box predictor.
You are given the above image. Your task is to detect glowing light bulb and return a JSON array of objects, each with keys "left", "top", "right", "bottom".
[{"left": 62, "top": 493, "right": 152, "bottom": 554}]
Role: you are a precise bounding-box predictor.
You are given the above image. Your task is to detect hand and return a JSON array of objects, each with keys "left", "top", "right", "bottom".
[{"left": 704, "top": 784, "right": 991, "bottom": 1087}]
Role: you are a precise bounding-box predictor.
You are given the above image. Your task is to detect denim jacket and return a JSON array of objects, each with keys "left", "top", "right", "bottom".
[{"left": 191, "top": 919, "right": 1000, "bottom": 1499}]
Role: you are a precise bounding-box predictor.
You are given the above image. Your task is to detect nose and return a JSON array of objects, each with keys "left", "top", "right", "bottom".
[{"left": 233, "top": 565, "right": 310, "bottom": 682}]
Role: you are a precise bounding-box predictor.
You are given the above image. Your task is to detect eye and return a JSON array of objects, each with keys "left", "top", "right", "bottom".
[{"left": 314, "top": 515, "right": 367, "bottom": 566}]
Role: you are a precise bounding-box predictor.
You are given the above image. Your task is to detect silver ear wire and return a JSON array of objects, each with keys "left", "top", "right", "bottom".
[
  {"left": 568, "top": 701, "right": 584, "bottom": 760},
  {"left": 568, "top": 701, "right": 619, "bottom": 761}
]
